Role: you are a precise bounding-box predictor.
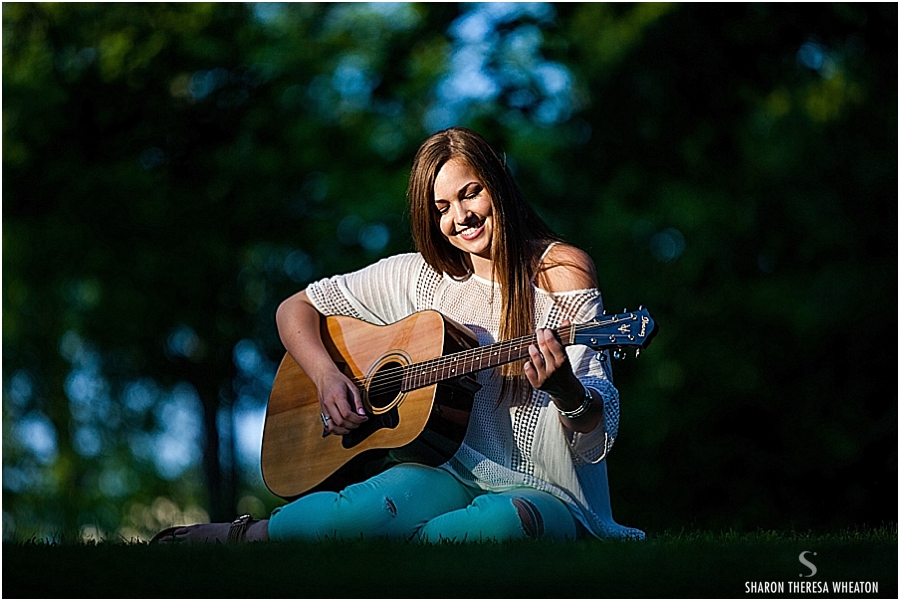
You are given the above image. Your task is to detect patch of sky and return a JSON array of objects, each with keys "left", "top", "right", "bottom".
[
  {"left": 251, "top": 2, "right": 285, "bottom": 25},
  {"left": 231, "top": 339, "right": 278, "bottom": 473},
  {"left": 233, "top": 339, "right": 266, "bottom": 377},
  {"left": 14, "top": 413, "right": 58, "bottom": 465},
  {"left": 189, "top": 67, "right": 230, "bottom": 101},
  {"left": 427, "top": 2, "right": 572, "bottom": 131},
  {"left": 797, "top": 39, "right": 837, "bottom": 79},
  {"left": 451, "top": 10, "right": 495, "bottom": 45},
  {"left": 7, "top": 369, "right": 34, "bottom": 410},
  {"left": 534, "top": 62, "right": 571, "bottom": 96},
  {"left": 124, "top": 378, "right": 159, "bottom": 414},
  {"left": 332, "top": 54, "right": 380, "bottom": 110},
  {"left": 534, "top": 100, "right": 570, "bottom": 125},
  {"left": 234, "top": 398, "right": 267, "bottom": 476},
  {"left": 62, "top": 334, "right": 119, "bottom": 447},
  {"left": 59, "top": 330, "right": 98, "bottom": 366},
  {"left": 502, "top": 25, "right": 543, "bottom": 72},
  {"left": 3, "top": 465, "right": 41, "bottom": 494},
  {"left": 128, "top": 431, "right": 153, "bottom": 462},
  {"left": 217, "top": 407, "right": 235, "bottom": 474},
  {"left": 153, "top": 383, "right": 204, "bottom": 480},
  {"left": 450, "top": 2, "right": 554, "bottom": 43},
  {"left": 73, "top": 424, "right": 103, "bottom": 458},
  {"left": 166, "top": 324, "right": 201, "bottom": 360},
  {"left": 65, "top": 368, "right": 110, "bottom": 421},
  {"left": 439, "top": 51, "right": 500, "bottom": 102}
]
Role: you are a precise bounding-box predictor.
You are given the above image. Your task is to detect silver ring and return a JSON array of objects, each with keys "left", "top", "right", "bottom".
[{"left": 320, "top": 413, "right": 331, "bottom": 426}]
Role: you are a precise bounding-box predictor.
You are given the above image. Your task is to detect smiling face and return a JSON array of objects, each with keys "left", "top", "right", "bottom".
[{"left": 432, "top": 158, "right": 495, "bottom": 271}]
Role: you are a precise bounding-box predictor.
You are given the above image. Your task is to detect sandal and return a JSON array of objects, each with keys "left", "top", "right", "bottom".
[
  {"left": 227, "top": 514, "right": 257, "bottom": 543},
  {"left": 149, "top": 514, "right": 257, "bottom": 544}
]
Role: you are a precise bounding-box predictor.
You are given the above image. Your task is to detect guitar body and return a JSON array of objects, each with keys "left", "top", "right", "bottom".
[{"left": 261, "top": 310, "right": 480, "bottom": 500}]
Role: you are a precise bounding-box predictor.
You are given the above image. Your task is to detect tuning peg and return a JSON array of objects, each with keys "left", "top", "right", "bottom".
[
  {"left": 635, "top": 349, "right": 641, "bottom": 358},
  {"left": 613, "top": 349, "right": 627, "bottom": 361},
  {"left": 596, "top": 351, "right": 607, "bottom": 362}
]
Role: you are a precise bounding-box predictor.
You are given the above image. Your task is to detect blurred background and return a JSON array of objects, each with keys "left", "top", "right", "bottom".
[{"left": 3, "top": 3, "right": 896, "bottom": 542}]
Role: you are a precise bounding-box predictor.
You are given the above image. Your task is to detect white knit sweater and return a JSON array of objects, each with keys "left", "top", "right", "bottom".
[{"left": 306, "top": 252, "right": 644, "bottom": 539}]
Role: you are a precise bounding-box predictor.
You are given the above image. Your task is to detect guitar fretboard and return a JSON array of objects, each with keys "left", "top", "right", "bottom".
[{"left": 400, "top": 324, "right": 576, "bottom": 391}]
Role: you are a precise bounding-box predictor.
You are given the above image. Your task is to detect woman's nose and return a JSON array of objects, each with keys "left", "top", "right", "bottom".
[{"left": 452, "top": 202, "right": 471, "bottom": 223}]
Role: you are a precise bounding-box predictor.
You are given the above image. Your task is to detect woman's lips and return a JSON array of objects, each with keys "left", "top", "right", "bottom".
[{"left": 457, "top": 219, "right": 485, "bottom": 240}]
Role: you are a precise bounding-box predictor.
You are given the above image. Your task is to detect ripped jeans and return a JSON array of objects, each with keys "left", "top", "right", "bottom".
[{"left": 268, "top": 463, "right": 579, "bottom": 543}]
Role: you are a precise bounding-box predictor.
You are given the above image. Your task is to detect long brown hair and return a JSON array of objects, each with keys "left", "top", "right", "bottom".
[{"left": 407, "top": 127, "right": 561, "bottom": 393}]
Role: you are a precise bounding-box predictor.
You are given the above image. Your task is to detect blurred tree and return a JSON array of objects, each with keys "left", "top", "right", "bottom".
[
  {"left": 3, "top": 2, "right": 466, "bottom": 537},
  {"left": 3, "top": 2, "right": 580, "bottom": 538},
  {"left": 547, "top": 2, "right": 897, "bottom": 530}
]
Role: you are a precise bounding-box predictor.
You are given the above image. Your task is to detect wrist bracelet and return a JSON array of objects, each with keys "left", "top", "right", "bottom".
[{"left": 556, "top": 386, "right": 593, "bottom": 420}]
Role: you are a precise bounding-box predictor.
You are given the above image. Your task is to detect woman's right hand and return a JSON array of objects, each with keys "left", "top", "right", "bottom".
[
  {"left": 276, "top": 289, "right": 370, "bottom": 436},
  {"left": 316, "top": 371, "right": 368, "bottom": 435}
]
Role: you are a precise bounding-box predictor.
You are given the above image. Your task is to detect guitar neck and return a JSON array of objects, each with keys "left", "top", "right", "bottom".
[{"left": 400, "top": 324, "right": 576, "bottom": 392}]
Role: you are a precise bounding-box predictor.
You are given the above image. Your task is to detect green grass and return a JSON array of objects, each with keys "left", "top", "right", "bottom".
[{"left": 3, "top": 527, "right": 896, "bottom": 598}]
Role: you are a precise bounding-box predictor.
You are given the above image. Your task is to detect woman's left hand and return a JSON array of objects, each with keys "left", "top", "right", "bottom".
[{"left": 523, "top": 320, "right": 583, "bottom": 401}]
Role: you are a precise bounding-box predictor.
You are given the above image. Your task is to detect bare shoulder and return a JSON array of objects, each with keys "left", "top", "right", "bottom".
[{"left": 535, "top": 243, "right": 599, "bottom": 293}]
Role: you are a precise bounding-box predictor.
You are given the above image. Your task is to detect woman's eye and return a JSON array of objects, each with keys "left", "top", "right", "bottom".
[{"left": 436, "top": 205, "right": 449, "bottom": 214}]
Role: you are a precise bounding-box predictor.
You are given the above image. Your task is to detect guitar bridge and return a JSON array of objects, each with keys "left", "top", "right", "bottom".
[{"left": 341, "top": 406, "right": 400, "bottom": 449}]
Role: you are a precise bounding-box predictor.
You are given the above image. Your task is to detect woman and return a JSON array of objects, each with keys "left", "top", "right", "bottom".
[{"left": 152, "top": 126, "right": 643, "bottom": 543}]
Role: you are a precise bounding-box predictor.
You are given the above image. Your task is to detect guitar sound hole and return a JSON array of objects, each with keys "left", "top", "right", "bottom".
[{"left": 367, "top": 361, "right": 404, "bottom": 411}]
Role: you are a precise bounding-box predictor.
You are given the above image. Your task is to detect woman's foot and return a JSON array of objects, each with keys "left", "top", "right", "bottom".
[{"left": 151, "top": 517, "right": 269, "bottom": 544}]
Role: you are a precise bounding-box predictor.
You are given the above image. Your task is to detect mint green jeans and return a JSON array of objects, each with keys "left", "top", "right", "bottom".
[{"left": 268, "top": 463, "right": 579, "bottom": 543}]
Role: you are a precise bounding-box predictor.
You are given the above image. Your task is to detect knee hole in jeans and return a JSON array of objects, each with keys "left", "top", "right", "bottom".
[
  {"left": 511, "top": 497, "right": 544, "bottom": 539},
  {"left": 383, "top": 496, "right": 397, "bottom": 518}
]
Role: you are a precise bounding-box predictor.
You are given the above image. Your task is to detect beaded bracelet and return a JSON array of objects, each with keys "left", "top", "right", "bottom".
[{"left": 556, "top": 385, "right": 593, "bottom": 420}]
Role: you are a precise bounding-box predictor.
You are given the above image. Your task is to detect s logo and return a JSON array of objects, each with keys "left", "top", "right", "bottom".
[{"left": 799, "top": 551, "right": 817, "bottom": 577}]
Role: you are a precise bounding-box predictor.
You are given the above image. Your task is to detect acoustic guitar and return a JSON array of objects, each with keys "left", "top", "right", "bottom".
[{"left": 261, "top": 308, "right": 658, "bottom": 499}]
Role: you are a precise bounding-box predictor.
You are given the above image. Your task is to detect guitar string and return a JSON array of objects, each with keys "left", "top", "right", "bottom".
[
  {"left": 346, "top": 332, "right": 541, "bottom": 395},
  {"left": 348, "top": 318, "right": 639, "bottom": 397},
  {"left": 352, "top": 322, "right": 584, "bottom": 394},
  {"left": 352, "top": 320, "right": 627, "bottom": 396}
]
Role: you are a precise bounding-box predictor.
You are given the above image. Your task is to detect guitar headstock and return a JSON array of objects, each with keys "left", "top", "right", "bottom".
[{"left": 571, "top": 307, "right": 658, "bottom": 359}]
